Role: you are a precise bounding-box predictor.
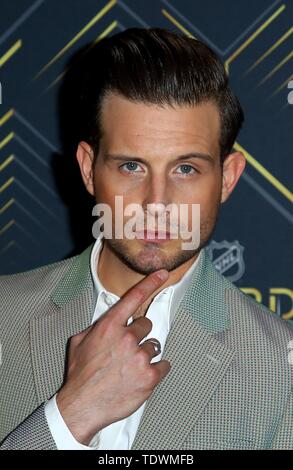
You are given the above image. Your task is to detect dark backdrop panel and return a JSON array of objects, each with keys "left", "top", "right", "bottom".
[{"left": 0, "top": 0, "right": 292, "bottom": 321}]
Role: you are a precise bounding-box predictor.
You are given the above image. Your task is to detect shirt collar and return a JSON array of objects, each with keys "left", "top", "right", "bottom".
[{"left": 90, "top": 233, "right": 202, "bottom": 325}]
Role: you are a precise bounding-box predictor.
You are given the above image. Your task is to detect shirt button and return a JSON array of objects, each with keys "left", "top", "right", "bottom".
[{"left": 104, "top": 295, "right": 115, "bottom": 306}]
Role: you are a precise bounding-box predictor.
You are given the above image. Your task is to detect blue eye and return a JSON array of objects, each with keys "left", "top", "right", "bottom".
[
  {"left": 176, "top": 164, "right": 197, "bottom": 175},
  {"left": 120, "top": 162, "right": 142, "bottom": 173}
]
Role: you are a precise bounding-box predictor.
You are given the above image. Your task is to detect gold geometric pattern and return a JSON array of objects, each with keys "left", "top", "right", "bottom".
[{"left": 0, "top": 0, "right": 292, "bottom": 321}]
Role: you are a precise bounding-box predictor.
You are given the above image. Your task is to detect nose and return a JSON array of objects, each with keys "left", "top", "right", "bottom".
[
  {"left": 147, "top": 202, "right": 166, "bottom": 217},
  {"left": 143, "top": 174, "right": 171, "bottom": 212},
  {"left": 142, "top": 174, "right": 173, "bottom": 228}
]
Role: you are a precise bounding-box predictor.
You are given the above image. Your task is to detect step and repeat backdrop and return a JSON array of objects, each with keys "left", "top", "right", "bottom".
[{"left": 0, "top": 0, "right": 292, "bottom": 321}]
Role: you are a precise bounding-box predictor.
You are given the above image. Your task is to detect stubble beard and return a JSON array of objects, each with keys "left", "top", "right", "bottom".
[{"left": 103, "top": 210, "right": 220, "bottom": 275}]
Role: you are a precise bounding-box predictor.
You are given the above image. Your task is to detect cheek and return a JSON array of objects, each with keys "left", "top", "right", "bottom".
[
  {"left": 93, "top": 178, "right": 112, "bottom": 204},
  {"left": 94, "top": 168, "right": 143, "bottom": 203},
  {"left": 93, "top": 166, "right": 122, "bottom": 203},
  {"left": 92, "top": 176, "right": 142, "bottom": 224},
  {"left": 177, "top": 173, "right": 222, "bottom": 204},
  {"left": 181, "top": 175, "right": 222, "bottom": 225}
]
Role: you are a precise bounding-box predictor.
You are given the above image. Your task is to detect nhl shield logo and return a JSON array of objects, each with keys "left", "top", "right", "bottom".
[{"left": 207, "top": 240, "right": 245, "bottom": 282}]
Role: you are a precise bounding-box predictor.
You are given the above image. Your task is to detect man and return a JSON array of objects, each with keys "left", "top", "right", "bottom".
[{"left": 0, "top": 28, "right": 292, "bottom": 450}]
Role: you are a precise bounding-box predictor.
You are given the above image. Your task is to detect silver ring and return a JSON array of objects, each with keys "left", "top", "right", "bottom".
[{"left": 146, "top": 338, "right": 161, "bottom": 355}]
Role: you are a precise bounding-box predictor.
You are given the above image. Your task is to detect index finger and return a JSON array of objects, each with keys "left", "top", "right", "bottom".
[{"left": 107, "top": 269, "right": 169, "bottom": 326}]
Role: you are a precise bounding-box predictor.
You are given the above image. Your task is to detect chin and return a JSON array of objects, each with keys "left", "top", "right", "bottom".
[{"left": 106, "top": 238, "right": 199, "bottom": 275}]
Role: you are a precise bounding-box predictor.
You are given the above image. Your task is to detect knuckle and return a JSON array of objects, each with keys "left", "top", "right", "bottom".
[
  {"left": 97, "top": 316, "right": 115, "bottom": 336},
  {"left": 70, "top": 333, "right": 81, "bottom": 346},
  {"left": 133, "top": 286, "right": 146, "bottom": 302},
  {"left": 145, "top": 275, "right": 160, "bottom": 292},
  {"left": 135, "top": 349, "right": 149, "bottom": 366},
  {"left": 122, "top": 331, "right": 137, "bottom": 349},
  {"left": 146, "top": 367, "right": 160, "bottom": 385},
  {"left": 148, "top": 276, "right": 159, "bottom": 289}
]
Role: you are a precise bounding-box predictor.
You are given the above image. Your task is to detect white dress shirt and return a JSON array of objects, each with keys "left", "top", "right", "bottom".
[{"left": 45, "top": 234, "right": 202, "bottom": 450}]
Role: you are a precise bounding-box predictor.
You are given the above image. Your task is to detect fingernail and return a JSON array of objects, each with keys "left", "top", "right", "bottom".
[{"left": 156, "top": 270, "right": 169, "bottom": 281}]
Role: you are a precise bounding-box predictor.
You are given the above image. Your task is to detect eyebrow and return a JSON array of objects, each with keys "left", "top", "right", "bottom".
[{"left": 104, "top": 152, "right": 215, "bottom": 165}]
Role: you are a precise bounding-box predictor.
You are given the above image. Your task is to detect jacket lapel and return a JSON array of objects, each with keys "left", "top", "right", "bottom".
[
  {"left": 30, "top": 244, "right": 95, "bottom": 404},
  {"left": 131, "top": 249, "right": 236, "bottom": 450}
]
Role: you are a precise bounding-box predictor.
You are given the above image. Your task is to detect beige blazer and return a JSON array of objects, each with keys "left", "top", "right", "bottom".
[{"left": 0, "top": 244, "right": 292, "bottom": 449}]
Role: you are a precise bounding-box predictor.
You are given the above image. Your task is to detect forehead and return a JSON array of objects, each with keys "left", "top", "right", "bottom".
[{"left": 99, "top": 93, "right": 221, "bottom": 158}]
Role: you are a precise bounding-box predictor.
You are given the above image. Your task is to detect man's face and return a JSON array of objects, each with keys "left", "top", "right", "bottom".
[{"left": 77, "top": 93, "right": 245, "bottom": 275}]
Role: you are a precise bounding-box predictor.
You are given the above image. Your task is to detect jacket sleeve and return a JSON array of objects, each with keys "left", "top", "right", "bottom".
[
  {"left": 271, "top": 391, "right": 293, "bottom": 449},
  {"left": 0, "top": 403, "right": 57, "bottom": 450}
]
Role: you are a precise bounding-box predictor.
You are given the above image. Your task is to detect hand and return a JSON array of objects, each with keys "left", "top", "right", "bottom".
[{"left": 56, "top": 269, "right": 171, "bottom": 445}]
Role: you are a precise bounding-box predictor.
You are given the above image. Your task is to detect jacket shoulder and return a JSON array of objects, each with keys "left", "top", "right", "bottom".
[
  {"left": 0, "top": 256, "right": 74, "bottom": 295},
  {"left": 205, "top": 256, "right": 293, "bottom": 336},
  {"left": 226, "top": 280, "right": 293, "bottom": 335},
  {"left": 0, "top": 249, "right": 88, "bottom": 324}
]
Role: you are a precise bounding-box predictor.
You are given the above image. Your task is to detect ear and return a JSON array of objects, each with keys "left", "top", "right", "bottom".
[
  {"left": 76, "top": 141, "right": 95, "bottom": 196},
  {"left": 221, "top": 151, "right": 246, "bottom": 203}
]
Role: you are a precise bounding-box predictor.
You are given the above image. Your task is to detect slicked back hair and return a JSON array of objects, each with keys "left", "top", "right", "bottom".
[{"left": 79, "top": 27, "right": 244, "bottom": 165}]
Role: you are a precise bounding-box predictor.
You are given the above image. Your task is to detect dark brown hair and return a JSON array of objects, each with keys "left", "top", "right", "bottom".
[{"left": 79, "top": 27, "right": 244, "bottom": 164}]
